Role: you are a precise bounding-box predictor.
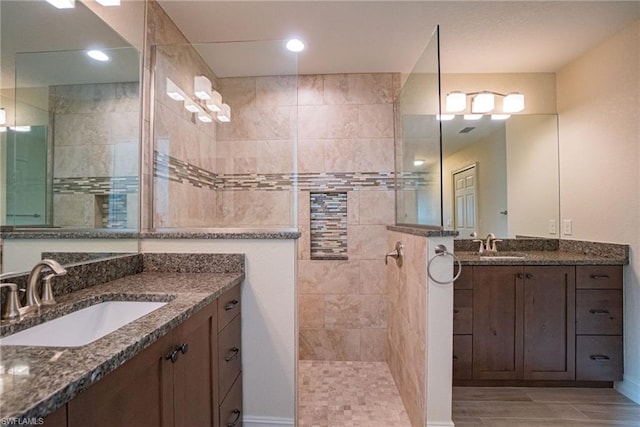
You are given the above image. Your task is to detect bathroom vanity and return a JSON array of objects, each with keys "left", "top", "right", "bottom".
[
  {"left": 453, "top": 247, "right": 626, "bottom": 387},
  {"left": 0, "top": 254, "right": 243, "bottom": 426}
]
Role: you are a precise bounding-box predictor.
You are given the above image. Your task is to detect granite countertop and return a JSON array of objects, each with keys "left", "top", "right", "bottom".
[
  {"left": 456, "top": 250, "right": 627, "bottom": 266},
  {"left": 0, "top": 271, "right": 243, "bottom": 421},
  {"left": 1, "top": 228, "right": 301, "bottom": 240}
]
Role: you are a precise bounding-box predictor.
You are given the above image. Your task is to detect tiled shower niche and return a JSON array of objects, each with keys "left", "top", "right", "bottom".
[{"left": 310, "top": 192, "right": 348, "bottom": 260}]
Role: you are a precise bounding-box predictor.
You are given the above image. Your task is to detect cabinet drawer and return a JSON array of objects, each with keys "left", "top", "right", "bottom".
[
  {"left": 453, "top": 290, "right": 473, "bottom": 335},
  {"left": 220, "top": 375, "right": 243, "bottom": 427},
  {"left": 218, "top": 284, "right": 241, "bottom": 332},
  {"left": 576, "top": 290, "right": 623, "bottom": 335},
  {"left": 576, "top": 335, "right": 623, "bottom": 381},
  {"left": 576, "top": 266, "right": 622, "bottom": 289},
  {"left": 454, "top": 265, "right": 472, "bottom": 290},
  {"left": 219, "top": 315, "right": 242, "bottom": 400},
  {"left": 453, "top": 335, "right": 472, "bottom": 380}
]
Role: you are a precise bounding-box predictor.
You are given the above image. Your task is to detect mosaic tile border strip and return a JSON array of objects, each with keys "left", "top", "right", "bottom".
[
  {"left": 53, "top": 176, "right": 138, "bottom": 194},
  {"left": 154, "top": 151, "right": 429, "bottom": 192},
  {"left": 310, "top": 192, "right": 348, "bottom": 260},
  {"left": 154, "top": 151, "right": 221, "bottom": 190}
]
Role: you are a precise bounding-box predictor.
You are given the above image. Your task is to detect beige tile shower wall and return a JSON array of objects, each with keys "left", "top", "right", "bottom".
[
  {"left": 297, "top": 73, "right": 400, "bottom": 362},
  {"left": 386, "top": 230, "right": 427, "bottom": 427},
  {"left": 51, "top": 82, "right": 139, "bottom": 228},
  {"left": 151, "top": 41, "right": 218, "bottom": 228},
  {"left": 215, "top": 76, "right": 297, "bottom": 227}
]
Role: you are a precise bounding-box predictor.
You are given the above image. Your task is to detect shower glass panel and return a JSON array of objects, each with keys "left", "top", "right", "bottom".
[
  {"left": 394, "top": 26, "right": 442, "bottom": 227},
  {"left": 151, "top": 40, "right": 298, "bottom": 229}
]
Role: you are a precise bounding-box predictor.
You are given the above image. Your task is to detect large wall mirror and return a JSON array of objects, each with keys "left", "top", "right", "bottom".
[
  {"left": 441, "top": 114, "right": 560, "bottom": 239},
  {"left": 0, "top": 0, "right": 144, "bottom": 272}
]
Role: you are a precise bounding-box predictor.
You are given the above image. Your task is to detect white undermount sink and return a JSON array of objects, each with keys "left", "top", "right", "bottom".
[{"left": 0, "top": 301, "right": 167, "bottom": 347}]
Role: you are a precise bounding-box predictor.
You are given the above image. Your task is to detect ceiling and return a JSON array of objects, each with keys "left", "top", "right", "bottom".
[{"left": 157, "top": 1, "right": 640, "bottom": 76}]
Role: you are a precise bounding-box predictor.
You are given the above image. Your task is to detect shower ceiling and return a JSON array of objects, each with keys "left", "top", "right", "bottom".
[{"left": 157, "top": 1, "right": 640, "bottom": 76}]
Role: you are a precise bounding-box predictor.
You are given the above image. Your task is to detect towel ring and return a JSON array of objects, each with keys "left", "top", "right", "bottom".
[{"left": 427, "top": 244, "right": 462, "bottom": 285}]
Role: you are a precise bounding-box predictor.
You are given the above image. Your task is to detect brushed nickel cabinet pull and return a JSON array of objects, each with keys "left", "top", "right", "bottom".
[
  {"left": 225, "top": 347, "right": 240, "bottom": 362},
  {"left": 590, "top": 354, "right": 611, "bottom": 361},
  {"left": 589, "top": 309, "right": 610, "bottom": 315},
  {"left": 227, "top": 409, "right": 241, "bottom": 427},
  {"left": 225, "top": 300, "right": 239, "bottom": 311},
  {"left": 590, "top": 274, "right": 610, "bottom": 279}
]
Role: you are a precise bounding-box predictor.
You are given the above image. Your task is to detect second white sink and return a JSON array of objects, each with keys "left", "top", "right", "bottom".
[{"left": 0, "top": 301, "right": 167, "bottom": 347}]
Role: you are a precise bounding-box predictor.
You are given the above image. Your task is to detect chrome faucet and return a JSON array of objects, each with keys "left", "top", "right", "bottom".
[
  {"left": 25, "top": 259, "right": 67, "bottom": 310},
  {"left": 472, "top": 233, "right": 503, "bottom": 254}
]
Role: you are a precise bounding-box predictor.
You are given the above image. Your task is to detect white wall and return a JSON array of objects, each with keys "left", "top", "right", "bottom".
[
  {"left": 557, "top": 20, "right": 640, "bottom": 402},
  {"left": 140, "top": 238, "right": 297, "bottom": 427},
  {"left": 2, "top": 238, "right": 139, "bottom": 273}
]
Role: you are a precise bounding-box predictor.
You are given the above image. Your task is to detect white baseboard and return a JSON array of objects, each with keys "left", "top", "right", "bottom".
[
  {"left": 616, "top": 375, "right": 640, "bottom": 404},
  {"left": 426, "top": 421, "right": 455, "bottom": 427},
  {"left": 243, "top": 415, "right": 295, "bottom": 427}
]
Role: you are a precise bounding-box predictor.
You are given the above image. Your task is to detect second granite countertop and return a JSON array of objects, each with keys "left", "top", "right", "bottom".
[
  {"left": 455, "top": 250, "right": 627, "bottom": 265},
  {"left": 0, "top": 271, "right": 244, "bottom": 421}
]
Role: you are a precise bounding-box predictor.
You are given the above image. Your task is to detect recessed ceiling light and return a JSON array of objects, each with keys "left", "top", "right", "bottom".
[
  {"left": 286, "top": 39, "right": 305, "bottom": 53},
  {"left": 86, "top": 50, "right": 110, "bottom": 62}
]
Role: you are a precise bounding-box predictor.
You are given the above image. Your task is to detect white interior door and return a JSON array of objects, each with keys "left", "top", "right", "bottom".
[{"left": 453, "top": 165, "right": 478, "bottom": 237}]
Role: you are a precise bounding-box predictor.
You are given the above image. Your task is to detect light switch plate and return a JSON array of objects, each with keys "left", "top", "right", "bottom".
[
  {"left": 563, "top": 219, "right": 572, "bottom": 236},
  {"left": 548, "top": 219, "right": 557, "bottom": 234}
]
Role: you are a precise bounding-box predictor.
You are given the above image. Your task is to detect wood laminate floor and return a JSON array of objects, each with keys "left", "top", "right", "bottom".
[{"left": 453, "top": 387, "right": 640, "bottom": 426}]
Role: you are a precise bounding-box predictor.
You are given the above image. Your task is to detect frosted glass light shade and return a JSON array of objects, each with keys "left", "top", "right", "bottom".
[
  {"left": 96, "top": 0, "right": 120, "bottom": 5},
  {"left": 503, "top": 92, "right": 525, "bottom": 113},
  {"left": 197, "top": 111, "right": 213, "bottom": 123},
  {"left": 194, "top": 75, "right": 212, "bottom": 100},
  {"left": 217, "top": 103, "right": 231, "bottom": 122},
  {"left": 491, "top": 114, "right": 511, "bottom": 120},
  {"left": 472, "top": 92, "right": 495, "bottom": 113},
  {"left": 464, "top": 114, "right": 483, "bottom": 120},
  {"left": 446, "top": 92, "right": 466, "bottom": 112},
  {"left": 166, "top": 78, "right": 185, "bottom": 101},
  {"left": 205, "top": 90, "right": 223, "bottom": 112},
  {"left": 184, "top": 98, "right": 201, "bottom": 113}
]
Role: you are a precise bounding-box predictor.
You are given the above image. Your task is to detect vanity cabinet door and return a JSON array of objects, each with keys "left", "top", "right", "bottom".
[
  {"left": 472, "top": 266, "right": 524, "bottom": 380},
  {"left": 172, "top": 302, "right": 218, "bottom": 427},
  {"left": 523, "top": 266, "right": 575, "bottom": 380},
  {"left": 68, "top": 329, "right": 175, "bottom": 427}
]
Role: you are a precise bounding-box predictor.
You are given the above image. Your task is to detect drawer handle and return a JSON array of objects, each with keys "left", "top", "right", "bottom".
[
  {"left": 590, "top": 354, "right": 611, "bottom": 361},
  {"left": 589, "top": 309, "right": 610, "bottom": 315},
  {"left": 516, "top": 273, "right": 524, "bottom": 279},
  {"left": 178, "top": 343, "right": 189, "bottom": 355},
  {"left": 225, "top": 299, "right": 239, "bottom": 311},
  {"left": 590, "top": 274, "right": 610, "bottom": 279},
  {"left": 525, "top": 273, "right": 533, "bottom": 279},
  {"left": 453, "top": 309, "right": 460, "bottom": 315},
  {"left": 453, "top": 355, "right": 458, "bottom": 361},
  {"left": 166, "top": 349, "right": 180, "bottom": 364},
  {"left": 227, "top": 409, "right": 241, "bottom": 427},
  {"left": 225, "top": 347, "right": 240, "bottom": 362}
]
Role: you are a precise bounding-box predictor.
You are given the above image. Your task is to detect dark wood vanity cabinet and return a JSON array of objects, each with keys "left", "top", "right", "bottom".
[
  {"left": 64, "top": 283, "right": 243, "bottom": 427},
  {"left": 454, "top": 264, "right": 622, "bottom": 386}
]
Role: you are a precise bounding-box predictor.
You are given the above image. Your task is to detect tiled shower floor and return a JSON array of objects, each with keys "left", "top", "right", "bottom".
[{"left": 298, "top": 360, "right": 411, "bottom": 427}]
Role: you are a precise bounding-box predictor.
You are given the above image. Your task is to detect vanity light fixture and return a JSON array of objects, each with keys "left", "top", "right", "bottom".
[
  {"left": 166, "top": 78, "right": 186, "bottom": 102},
  {"left": 286, "top": 38, "right": 305, "bottom": 52},
  {"left": 184, "top": 98, "right": 201, "bottom": 114},
  {"left": 413, "top": 159, "right": 426, "bottom": 167},
  {"left": 0, "top": 108, "right": 5, "bottom": 125},
  {"left": 86, "top": 50, "right": 110, "bottom": 62},
  {"left": 216, "top": 103, "right": 231, "bottom": 123},
  {"left": 194, "top": 75, "right": 212, "bottom": 100},
  {"left": 436, "top": 114, "right": 455, "bottom": 121},
  {"left": 205, "top": 90, "right": 223, "bottom": 112},
  {"left": 96, "top": 0, "right": 121, "bottom": 6},
  {"left": 45, "top": 0, "right": 75, "bottom": 9},
  {"left": 446, "top": 90, "right": 525, "bottom": 116}
]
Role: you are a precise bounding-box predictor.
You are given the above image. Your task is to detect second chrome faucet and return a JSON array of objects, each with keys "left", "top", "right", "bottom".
[{"left": 472, "top": 233, "right": 503, "bottom": 254}]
